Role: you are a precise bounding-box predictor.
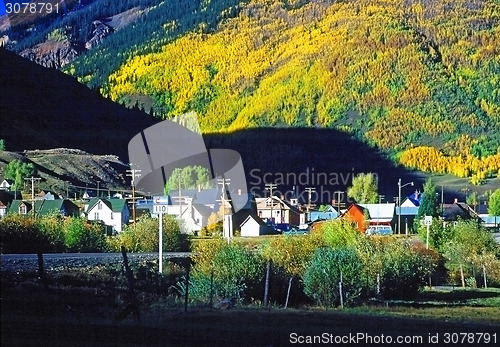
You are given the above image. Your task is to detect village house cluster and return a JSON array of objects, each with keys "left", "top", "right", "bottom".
[{"left": 1, "top": 178, "right": 498, "bottom": 237}]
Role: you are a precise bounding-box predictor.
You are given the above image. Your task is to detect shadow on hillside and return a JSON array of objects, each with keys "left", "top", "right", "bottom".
[
  {"left": 204, "top": 128, "right": 424, "bottom": 204},
  {"left": 2, "top": 47, "right": 478, "bottom": 203},
  {"left": 0, "top": 48, "right": 158, "bottom": 160}
]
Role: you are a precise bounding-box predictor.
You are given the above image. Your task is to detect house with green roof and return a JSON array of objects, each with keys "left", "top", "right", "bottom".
[
  {"left": 84, "top": 198, "right": 130, "bottom": 233},
  {"left": 7, "top": 199, "right": 79, "bottom": 218}
]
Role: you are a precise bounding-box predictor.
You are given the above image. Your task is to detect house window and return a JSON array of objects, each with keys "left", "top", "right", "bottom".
[
  {"left": 19, "top": 205, "right": 27, "bottom": 215},
  {"left": 110, "top": 212, "right": 114, "bottom": 220},
  {"left": 94, "top": 212, "right": 99, "bottom": 220},
  {"left": 97, "top": 201, "right": 103, "bottom": 210}
]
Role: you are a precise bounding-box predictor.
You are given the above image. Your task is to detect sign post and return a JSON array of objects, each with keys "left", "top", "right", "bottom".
[
  {"left": 424, "top": 216, "right": 433, "bottom": 249},
  {"left": 159, "top": 211, "right": 163, "bottom": 273},
  {"left": 154, "top": 196, "right": 170, "bottom": 273}
]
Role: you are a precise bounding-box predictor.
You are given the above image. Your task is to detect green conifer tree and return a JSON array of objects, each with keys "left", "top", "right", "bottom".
[{"left": 418, "top": 178, "right": 439, "bottom": 218}]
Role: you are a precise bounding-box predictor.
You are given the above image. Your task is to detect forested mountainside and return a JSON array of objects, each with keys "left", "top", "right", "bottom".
[{"left": 3, "top": 0, "right": 500, "bottom": 185}]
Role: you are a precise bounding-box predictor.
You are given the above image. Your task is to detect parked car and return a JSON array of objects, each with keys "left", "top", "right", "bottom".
[
  {"left": 366, "top": 225, "right": 393, "bottom": 236},
  {"left": 283, "top": 227, "right": 308, "bottom": 235},
  {"left": 275, "top": 223, "right": 291, "bottom": 234}
]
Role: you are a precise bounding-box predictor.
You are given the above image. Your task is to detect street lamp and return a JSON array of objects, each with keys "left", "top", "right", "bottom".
[{"left": 398, "top": 178, "right": 414, "bottom": 235}]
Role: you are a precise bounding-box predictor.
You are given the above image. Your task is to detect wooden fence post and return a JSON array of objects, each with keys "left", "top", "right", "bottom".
[{"left": 264, "top": 261, "right": 270, "bottom": 307}]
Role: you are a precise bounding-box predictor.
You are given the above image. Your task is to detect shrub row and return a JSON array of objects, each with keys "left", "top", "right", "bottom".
[
  {"left": 186, "top": 221, "right": 439, "bottom": 307},
  {"left": 0, "top": 214, "right": 188, "bottom": 254}
]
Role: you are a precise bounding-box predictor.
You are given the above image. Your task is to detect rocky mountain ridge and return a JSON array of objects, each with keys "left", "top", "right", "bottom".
[{"left": 0, "top": 149, "right": 130, "bottom": 198}]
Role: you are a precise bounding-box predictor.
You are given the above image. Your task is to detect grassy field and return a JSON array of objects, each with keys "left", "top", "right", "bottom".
[{"left": 2, "top": 281, "right": 499, "bottom": 346}]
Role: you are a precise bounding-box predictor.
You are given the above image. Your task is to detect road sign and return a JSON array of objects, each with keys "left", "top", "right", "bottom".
[
  {"left": 424, "top": 216, "right": 433, "bottom": 226},
  {"left": 153, "top": 196, "right": 169, "bottom": 273},
  {"left": 153, "top": 196, "right": 170, "bottom": 205},
  {"left": 152, "top": 196, "right": 169, "bottom": 274},
  {"left": 153, "top": 196, "right": 170, "bottom": 214},
  {"left": 153, "top": 204, "right": 168, "bottom": 214}
]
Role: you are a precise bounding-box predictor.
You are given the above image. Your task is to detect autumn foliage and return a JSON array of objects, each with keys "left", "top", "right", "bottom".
[{"left": 63, "top": 0, "right": 500, "bottom": 181}]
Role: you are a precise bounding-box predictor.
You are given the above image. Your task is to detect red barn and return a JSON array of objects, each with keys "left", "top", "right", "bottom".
[{"left": 341, "top": 204, "right": 369, "bottom": 233}]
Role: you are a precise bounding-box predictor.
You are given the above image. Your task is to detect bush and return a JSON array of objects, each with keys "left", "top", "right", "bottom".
[
  {"left": 177, "top": 272, "right": 246, "bottom": 305},
  {"left": 190, "top": 238, "right": 226, "bottom": 274},
  {"left": 261, "top": 234, "right": 323, "bottom": 277},
  {"left": 113, "top": 215, "right": 189, "bottom": 253},
  {"left": 317, "top": 219, "right": 362, "bottom": 248},
  {"left": 302, "top": 247, "right": 364, "bottom": 307},
  {"left": 442, "top": 220, "right": 499, "bottom": 287},
  {"left": 379, "top": 242, "right": 436, "bottom": 299},
  {"left": 64, "top": 217, "right": 109, "bottom": 253},
  {"left": 0, "top": 214, "right": 49, "bottom": 253},
  {"left": 186, "top": 242, "right": 263, "bottom": 304},
  {"left": 36, "top": 213, "right": 66, "bottom": 253},
  {"left": 416, "top": 217, "right": 454, "bottom": 252}
]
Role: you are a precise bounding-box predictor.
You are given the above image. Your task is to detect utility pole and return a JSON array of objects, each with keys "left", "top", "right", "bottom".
[
  {"left": 126, "top": 167, "right": 142, "bottom": 226},
  {"left": 265, "top": 183, "right": 277, "bottom": 224},
  {"left": 334, "top": 191, "right": 344, "bottom": 216},
  {"left": 179, "top": 174, "right": 182, "bottom": 220},
  {"left": 441, "top": 185, "right": 444, "bottom": 217},
  {"left": 24, "top": 176, "right": 41, "bottom": 218},
  {"left": 217, "top": 178, "right": 232, "bottom": 242},
  {"left": 398, "top": 178, "right": 414, "bottom": 235},
  {"left": 173, "top": 175, "right": 189, "bottom": 231},
  {"left": 305, "top": 187, "right": 316, "bottom": 214}
]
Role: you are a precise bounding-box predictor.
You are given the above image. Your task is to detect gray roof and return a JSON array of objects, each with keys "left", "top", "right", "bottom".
[
  {"left": 170, "top": 188, "right": 219, "bottom": 206},
  {"left": 192, "top": 203, "right": 214, "bottom": 217},
  {"left": 397, "top": 206, "right": 419, "bottom": 216},
  {"left": 360, "top": 203, "right": 395, "bottom": 220}
]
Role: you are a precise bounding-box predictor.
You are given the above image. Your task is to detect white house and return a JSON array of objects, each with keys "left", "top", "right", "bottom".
[
  {"left": 0, "top": 191, "right": 13, "bottom": 218},
  {"left": 255, "top": 196, "right": 301, "bottom": 225},
  {"left": 240, "top": 214, "right": 269, "bottom": 237},
  {"left": 0, "top": 200, "right": 8, "bottom": 218},
  {"left": 158, "top": 198, "right": 214, "bottom": 234},
  {"left": 0, "top": 179, "right": 13, "bottom": 191},
  {"left": 359, "top": 203, "right": 396, "bottom": 232},
  {"left": 85, "top": 198, "right": 130, "bottom": 233}
]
